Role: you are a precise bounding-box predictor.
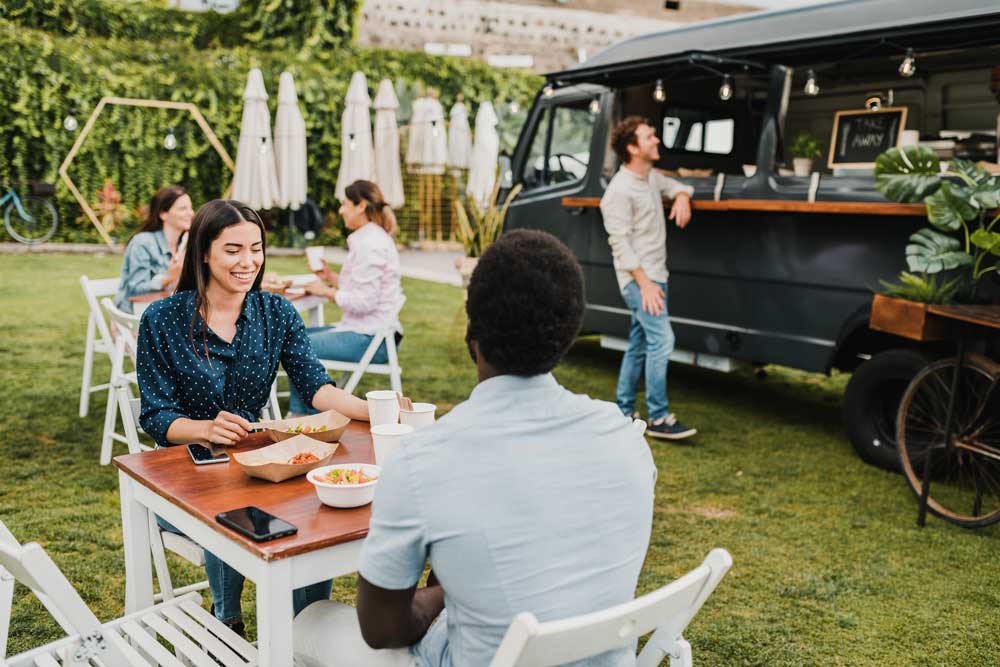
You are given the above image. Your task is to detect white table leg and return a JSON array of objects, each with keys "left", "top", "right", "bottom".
[
  {"left": 308, "top": 303, "right": 324, "bottom": 327},
  {"left": 255, "top": 559, "right": 295, "bottom": 667},
  {"left": 119, "top": 471, "right": 154, "bottom": 614}
]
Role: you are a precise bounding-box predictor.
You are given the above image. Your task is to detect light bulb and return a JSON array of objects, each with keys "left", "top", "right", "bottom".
[
  {"left": 163, "top": 128, "right": 177, "bottom": 151},
  {"left": 542, "top": 83, "right": 554, "bottom": 98},
  {"left": 653, "top": 79, "right": 666, "bottom": 103},
  {"left": 899, "top": 48, "right": 916, "bottom": 78},
  {"left": 509, "top": 99, "right": 520, "bottom": 114},
  {"left": 431, "top": 120, "right": 439, "bottom": 137},
  {"left": 304, "top": 231, "right": 316, "bottom": 240},
  {"left": 63, "top": 114, "right": 78, "bottom": 132},
  {"left": 589, "top": 97, "right": 600, "bottom": 114},
  {"left": 804, "top": 70, "right": 819, "bottom": 96},
  {"left": 258, "top": 136, "right": 269, "bottom": 156},
  {"left": 348, "top": 132, "right": 357, "bottom": 151},
  {"left": 718, "top": 75, "right": 733, "bottom": 101}
]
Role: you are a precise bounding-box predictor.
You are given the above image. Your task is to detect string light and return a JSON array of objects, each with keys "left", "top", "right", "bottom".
[
  {"left": 258, "top": 135, "right": 269, "bottom": 156},
  {"left": 542, "top": 83, "right": 554, "bottom": 98},
  {"left": 63, "top": 108, "right": 78, "bottom": 132},
  {"left": 899, "top": 48, "right": 916, "bottom": 78},
  {"left": 348, "top": 132, "right": 357, "bottom": 151},
  {"left": 589, "top": 97, "right": 600, "bottom": 114},
  {"left": 804, "top": 70, "right": 820, "bottom": 96},
  {"left": 653, "top": 79, "right": 666, "bottom": 103},
  {"left": 718, "top": 75, "right": 733, "bottom": 101},
  {"left": 509, "top": 99, "right": 520, "bottom": 114},
  {"left": 163, "top": 127, "right": 177, "bottom": 151}
]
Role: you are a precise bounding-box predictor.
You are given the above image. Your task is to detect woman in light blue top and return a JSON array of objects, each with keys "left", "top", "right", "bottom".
[{"left": 114, "top": 185, "right": 194, "bottom": 313}]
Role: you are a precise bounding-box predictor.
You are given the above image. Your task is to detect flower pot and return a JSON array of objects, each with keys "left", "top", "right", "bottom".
[
  {"left": 792, "top": 157, "right": 814, "bottom": 177},
  {"left": 455, "top": 256, "right": 479, "bottom": 290}
]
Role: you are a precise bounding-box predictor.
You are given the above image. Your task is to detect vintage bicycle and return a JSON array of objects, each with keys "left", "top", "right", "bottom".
[{"left": 1, "top": 181, "right": 59, "bottom": 244}]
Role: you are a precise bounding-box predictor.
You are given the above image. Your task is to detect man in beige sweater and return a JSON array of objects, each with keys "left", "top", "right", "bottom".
[{"left": 600, "top": 115, "right": 696, "bottom": 440}]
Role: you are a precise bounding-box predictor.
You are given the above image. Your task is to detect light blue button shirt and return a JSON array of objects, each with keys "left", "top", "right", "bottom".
[
  {"left": 115, "top": 230, "right": 171, "bottom": 314},
  {"left": 360, "top": 373, "right": 656, "bottom": 667}
]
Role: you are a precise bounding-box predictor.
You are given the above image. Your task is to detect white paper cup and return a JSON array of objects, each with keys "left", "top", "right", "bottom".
[
  {"left": 305, "top": 246, "right": 326, "bottom": 271},
  {"left": 371, "top": 423, "right": 413, "bottom": 466},
  {"left": 399, "top": 402, "right": 436, "bottom": 430},
  {"left": 366, "top": 390, "right": 400, "bottom": 426}
]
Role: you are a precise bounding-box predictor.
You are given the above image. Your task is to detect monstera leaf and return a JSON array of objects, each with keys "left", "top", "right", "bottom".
[
  {"left": 905, "top": 228, "right": 974, "bottom": 273},
  {"left": 924, "top": 181, "right": 977, "bottom": 232},
  {"left": 971, "top": 228, "right": 1000, "bottom": 256},
  {"left": 874, "top": 146, "right": 941, "bottom": 203}
]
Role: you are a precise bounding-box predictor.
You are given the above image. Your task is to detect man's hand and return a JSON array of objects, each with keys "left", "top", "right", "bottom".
[
  {"left": 669, "top": 193, "right": 692, "bottom": 229},
  {"left": 202, "top": 411, "right": 251, "bottom": 445},
  {"left": 638, "top": 278, "right": 665, "bottom": 316}
]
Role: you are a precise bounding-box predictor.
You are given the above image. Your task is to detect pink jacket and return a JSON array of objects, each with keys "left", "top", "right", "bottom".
[{"left": 335, "top": 223, "right": 405, "bottom": 335}]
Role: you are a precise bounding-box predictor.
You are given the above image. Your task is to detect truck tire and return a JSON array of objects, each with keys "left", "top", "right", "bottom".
[{"left": 843, "top": 348, "right": 929, "bottom": 471}]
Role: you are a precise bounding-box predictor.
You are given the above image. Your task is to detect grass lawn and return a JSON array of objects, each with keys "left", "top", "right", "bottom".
[{"left": 1, "top": 253, "right": 997, "bottom": 665}]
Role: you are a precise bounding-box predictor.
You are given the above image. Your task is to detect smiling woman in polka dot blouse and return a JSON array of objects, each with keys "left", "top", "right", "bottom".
[{"left": 135, "top": 199, "right": 370, "bottom": 634}]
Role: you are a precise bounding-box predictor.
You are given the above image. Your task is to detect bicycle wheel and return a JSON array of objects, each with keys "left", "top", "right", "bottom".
[
  {"left": 897, "top": 354, "right": 1000, "bottom": 528},
  {"left": 4, "top": 196, "right": 58, "bottom": 244}
]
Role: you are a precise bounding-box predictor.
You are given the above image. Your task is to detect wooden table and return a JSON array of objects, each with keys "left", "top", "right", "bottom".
[{"left": 114, "top": 422, "right": 374, "bottom": 665}]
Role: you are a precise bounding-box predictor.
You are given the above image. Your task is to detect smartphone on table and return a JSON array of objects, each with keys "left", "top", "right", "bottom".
[
  {"left": 216, "top": 506, "right": 298, "bottom": 542},
  {"left": 187, "top": 443, "right": 230, "bottom": 465}
]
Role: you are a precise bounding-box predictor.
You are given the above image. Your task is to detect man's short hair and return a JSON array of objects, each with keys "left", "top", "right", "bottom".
[
  {"left": 610, "top": 115, "right": 650, "bottom": 165},
  {"left": 467, "top": 230, "right": 584, "bottom": 376}
]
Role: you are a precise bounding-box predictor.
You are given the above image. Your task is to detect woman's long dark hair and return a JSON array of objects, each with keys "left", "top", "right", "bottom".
[
  {"left": 130, "top": 185, "right": 188, "bottom": 241},
  {"left": 345, "top": 180, "right": 398, "bottom": 235},
  {"left": 177, "top": 199, "right": 266, "bottom": 358}
]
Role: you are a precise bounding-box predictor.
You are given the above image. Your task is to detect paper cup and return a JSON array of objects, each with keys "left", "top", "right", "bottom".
[
  {"left": 399, "top": 402, "right": 436, "bottom": 430},
  {"left": 371, "top": 423, "right": 413, "bottom": 466},
  {"left": 366, "top": 390, "right": 400, "bottom": 426},
  {"left": 305, "top": 246, "right": 326, "bottom": 271}
]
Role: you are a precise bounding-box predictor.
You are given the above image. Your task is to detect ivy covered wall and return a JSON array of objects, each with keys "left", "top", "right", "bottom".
[{"left": 0, "top": 0, "right": 540, "bottom": 244}]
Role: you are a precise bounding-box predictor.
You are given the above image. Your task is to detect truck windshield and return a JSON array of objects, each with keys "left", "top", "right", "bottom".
[{"left": 521, "top": 98, "right": 596, "bottom": 190}]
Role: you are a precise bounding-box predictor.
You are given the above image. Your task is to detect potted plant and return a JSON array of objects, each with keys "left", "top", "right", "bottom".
[
  {"left": 790, "top": 132, "right": 823, "bottom": 176},
  {"left": 868, "top": 146, "right": 1000, "bottom": 335},
  {"left": 452, "top": 177, "right": 523, "bottom": 288}
]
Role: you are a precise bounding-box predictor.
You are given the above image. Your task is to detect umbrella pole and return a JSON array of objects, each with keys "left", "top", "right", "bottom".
[
  {"left": 417, "top": 173, "right": 426, "bottom": 241},
  {"left": 435, "top": 174, "right": 443, "bottom": 242},
  {"left": 450, "top": 172, "right": 460, "bottom": 241}
]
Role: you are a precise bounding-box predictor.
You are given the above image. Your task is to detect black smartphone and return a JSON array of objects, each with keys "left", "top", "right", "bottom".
[
  {"left": 187, "top": 444, "right": 230, "bottom": 465},
  {"left": 216, "top": 506, "right": 298, "bottom": 542}
]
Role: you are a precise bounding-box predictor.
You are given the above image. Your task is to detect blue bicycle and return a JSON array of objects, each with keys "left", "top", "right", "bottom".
[{"left": 2, "top": 182, "right": 59, "bottom": 244}]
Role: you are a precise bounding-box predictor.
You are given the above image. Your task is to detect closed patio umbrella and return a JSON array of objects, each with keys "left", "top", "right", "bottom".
[
  {"left": 373, "top": 79, "right": 405, "bottom": 209},
  {"left": 447, "top": 98, "right": 472, "bottom": 175},
  {"left": 274, "top": 71, "right": 308, "bottom": 211},
  {"left": 406, "top": 92, "right": 447, "bottom": 175},
  {"left": 467, "top": 101, "right": 500, "bottom": 207},
  {"left": 232, "top": 68, "right": 280, "bottom": 210},
  {"left": 335, "top": 71, "right": 375, "bottom": 201}
]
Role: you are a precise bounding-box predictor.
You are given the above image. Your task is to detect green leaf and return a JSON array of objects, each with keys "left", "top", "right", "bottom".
[
  {"left": 971, "top": 228, "right": 1000, "bottom": 256},
  {"left": 923, "top": 182, "right": 976, "bottom": 232},
  {"left": 874, "top": 146, "right": 941, "bottom": 202},
  {"left": 905, "top": 228, "right": 974, "bottom": 273}
]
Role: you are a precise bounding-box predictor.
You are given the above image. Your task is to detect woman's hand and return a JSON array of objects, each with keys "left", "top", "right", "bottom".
[
  {"left": 163, "top": 253, "right": 184, "bottom": 289},
  {"left": 313, "top": 259, "right": 340, "bottom": 286},
  {"left": 304, "top": 279, "right": 337, "bottom": 299},
  {"left": 202, "top": 410, "right": 252, "bottom": 445}
]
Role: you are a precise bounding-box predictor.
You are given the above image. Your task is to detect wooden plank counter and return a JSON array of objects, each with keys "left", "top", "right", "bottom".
[{"left": 561, "top": 196, "right": 927, "bottom": 217}]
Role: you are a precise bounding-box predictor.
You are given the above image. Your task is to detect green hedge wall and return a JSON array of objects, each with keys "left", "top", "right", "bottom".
[{"left": 0, "top": 4, "right": 540, "bottom": 244}]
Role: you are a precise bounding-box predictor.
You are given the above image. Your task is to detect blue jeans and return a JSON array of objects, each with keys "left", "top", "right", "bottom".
[
  {"left": 288, "top": 326, "right": 391, "bottom": 415},
  {"left": 156, "top": 516, "right": 331, "bottom": 622},
  {"left": 616, "top": 280, "right": 675, "bottom": 422}
]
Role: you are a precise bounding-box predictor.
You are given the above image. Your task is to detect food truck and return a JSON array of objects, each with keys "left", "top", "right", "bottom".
[{"left": 501, "top": 0, "right": 1000, "bottom": 470}]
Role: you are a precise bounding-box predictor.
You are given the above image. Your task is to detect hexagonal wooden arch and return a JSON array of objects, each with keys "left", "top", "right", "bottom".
[{"left": 58, "top": 97, "right": 235, "bottom": 247}]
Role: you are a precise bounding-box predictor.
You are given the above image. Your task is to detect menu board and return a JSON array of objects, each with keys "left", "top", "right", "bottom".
[{"left": 827, "top": 107, "right": 907, "bottom": 168}]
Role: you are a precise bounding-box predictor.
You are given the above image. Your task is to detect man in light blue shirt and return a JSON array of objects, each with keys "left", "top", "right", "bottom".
[{"left": 294, "top": 230, "right": 656, "bottom": 667}]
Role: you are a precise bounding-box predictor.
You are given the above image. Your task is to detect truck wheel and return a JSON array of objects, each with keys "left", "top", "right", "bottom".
[{"left": 843, "top": 348, "right": 928, "bottom": 471}]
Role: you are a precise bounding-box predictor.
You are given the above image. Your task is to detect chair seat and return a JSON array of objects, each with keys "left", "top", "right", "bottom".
[
  {"left": 6, "top": 593, "right": 258, "bottom": 667},
  {"left": 321, "top": 359, "right": 393, "bottom": 373},
  {"left": 161, "top": 531, "right": 206, "bottom": 567}
]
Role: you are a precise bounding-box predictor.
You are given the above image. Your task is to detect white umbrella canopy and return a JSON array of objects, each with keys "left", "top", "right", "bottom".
[
  {"left": 466, "top": 101, "right": 500, "bottom": 206},
  {"left": 373, "top": 79, "right": 405, "bottom": 209},
  {"left": 335, "top": 71, "right": 375, "bottom": 201},
  {"left": 406, "top": 94, "right": 448, "bottom": 175},
  {"left": 447, "top": 99, "right": 472, "bottom": 174},
  {"left": 232, "top": 68, "right": 281, "bottom": 210},
  {"left": 274, "top": 71, "right": 308, "bottom": 211}
]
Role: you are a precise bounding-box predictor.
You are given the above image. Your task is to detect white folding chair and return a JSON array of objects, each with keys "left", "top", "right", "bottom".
[
  {"left": 0, "top": 519, "right": 257, "bottom": 667},
  {"left": 78, "top": 275, "right": 119, "bottom": 418},
  {"left": 320, "top": 327, "right": 403, "bottom": 394},
  {"left": 117, "top": 392, "right": 209, "bottom": 604},
  {"left": 634, "top": 419, "right": 649, "bottom": 436},
  {"left": 490, "top": 548, "right": 732, "bottom": 667},
  {"left": 99, "top": 298, "right": 141, "bottom": 465}
]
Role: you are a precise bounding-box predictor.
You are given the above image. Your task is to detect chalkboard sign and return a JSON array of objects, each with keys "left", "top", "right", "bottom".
[{"left": 827, "top": 107, "right": 908, "bottom": 168}]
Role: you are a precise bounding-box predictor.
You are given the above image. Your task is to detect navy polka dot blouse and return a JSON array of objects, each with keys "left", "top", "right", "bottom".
[{"left": 136, "top": 290, "right": 333, "bottom": 447}]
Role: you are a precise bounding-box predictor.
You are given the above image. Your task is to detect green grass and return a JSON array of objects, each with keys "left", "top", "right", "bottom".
[{"left": 1, "top": 253, "right": 998, "bottom": 665}]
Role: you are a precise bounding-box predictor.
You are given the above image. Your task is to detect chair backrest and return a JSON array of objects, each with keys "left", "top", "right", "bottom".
[
  {"left": 80, "top": 275, "right": 119, "bottom": 346},
  {"left": 102, "top": 298, "right": 140, "bottom": 376},
  {"left": 633, "top": 419, "right": 648, "bottom": 437},
  {"left": 0, "top": 520, "right": 134, "bottom": 665},
  {"left": 490, "top": 549, "right": 733, "bottom": 667},
  {"left": 118, "top": 391, "right": 146, "bottom": 455}
]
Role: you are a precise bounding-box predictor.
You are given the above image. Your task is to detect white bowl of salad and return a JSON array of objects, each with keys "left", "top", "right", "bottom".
[{"left": 308, "top": 463, "right": 381, "bottom": 508}]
